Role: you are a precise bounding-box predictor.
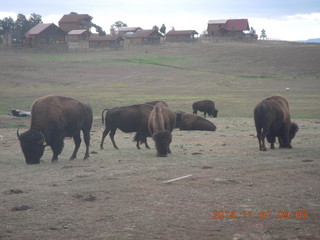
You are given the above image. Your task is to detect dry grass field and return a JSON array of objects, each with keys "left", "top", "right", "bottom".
[{"left": 0, "top": 41, "right": 320, "bottom": 240}]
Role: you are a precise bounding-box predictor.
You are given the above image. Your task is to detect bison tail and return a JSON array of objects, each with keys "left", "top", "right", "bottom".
[{"left": 101, "top": 108, "right": 110, "bottom": 124}]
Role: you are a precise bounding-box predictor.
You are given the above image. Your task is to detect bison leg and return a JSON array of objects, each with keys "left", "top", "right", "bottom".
[
  {"left": 256, "top": 127, "right": 267, "bottom": 151},
  {"left": 145, "top": 140, "right": 150, "bottom": 149},
  {"left": 70, "top": 133, "right": 81, "bottom": 160},
  {"left": 193, "top": 109, "right": 197, "bottom": 115},
  {"left": 134, "top": 132, "right": 141, "bottom": 149},
  {"left": 83, "top": 129, "right": 90, "bottom": 159},
  {"left": 267, "top": 135, "right": 276, "bottom": 149},
  {"left": 100, "top": 127, "right": 110, "bottom": 149},
  {"left": 109, "top": 129, "right": 119, "bottom": 149},
  {"left": 51, "top": 138, "right": 64, "bottom": 163}
]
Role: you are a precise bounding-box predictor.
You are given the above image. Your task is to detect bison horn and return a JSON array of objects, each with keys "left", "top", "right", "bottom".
[
  {"left": 38, "top": 131, "right": 47, "bottom": 146},
  {"left": 17, "top": 129, "right": 20, "bottom": 139}
]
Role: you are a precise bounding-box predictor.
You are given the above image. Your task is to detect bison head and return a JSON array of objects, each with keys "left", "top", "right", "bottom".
[
  {"left": 17, "top": 129, "right": 46, "bottom": 164},
  {"left": 289, "top": 122, "right": 299, "bottom": 141},
  {"left": 209, "top": 109, "right": 218, "bottom": 118},
  {"left": 278, "top": 122, "right": 299, "bottom": 148},
  {"left": 152, "top": 131, "right": 172, "bottom": 157}
]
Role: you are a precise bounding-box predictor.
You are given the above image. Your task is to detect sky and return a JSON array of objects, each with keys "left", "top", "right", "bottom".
[{"left": 1, "top": 0, "right": 320, "bottom": 41}]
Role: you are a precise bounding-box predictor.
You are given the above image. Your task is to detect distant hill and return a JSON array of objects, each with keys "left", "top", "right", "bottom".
[{"left": 297, "top": 38, "right": 320, "bottom": 43}]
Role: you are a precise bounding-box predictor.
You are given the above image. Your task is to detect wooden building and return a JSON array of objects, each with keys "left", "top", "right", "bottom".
[
  {"left": 207, "top": 19, "right": 250, "bottom": 37},
  {"left": 89, "top": 35, "right": 124, "bottom": 48},
  {"left": 58, "top": 13, "right": 92, "bottom": 33},
  {"left": 166, "top": 30, "right": 198, "bottom": 42},
  {"left": 68, "top": 30, "right": 90, "bottom": 42},
  {"left": 131, "top": 29, "right": 163, "bottom": 45},
  {"left": 25, "top": 23, "right": 66, "bottom": 48}
]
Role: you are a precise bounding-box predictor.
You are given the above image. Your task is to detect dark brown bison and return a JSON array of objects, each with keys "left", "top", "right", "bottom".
[
  {"left": 175, "top": 111, "right": 217, "bottom": 131},
  {"left": 148, "top": 102, "right": 176, "bottom": 157},
  {"left": 254, "top": 95, "right": 298, "bottom": 151},
  {"left": 100, "top": 104, "right": 154, "bottom": 150},
  {"left": 192, "top": 100, "right": 218, "bottom": 118},
  {"left": 17, "top": 95, "right": 93, "bottom": 164}
]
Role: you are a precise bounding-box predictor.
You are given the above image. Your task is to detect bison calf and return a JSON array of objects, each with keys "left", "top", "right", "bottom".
[
  {"left": 17, "top": 95, "right": 93, "bottom": 164},
  {"left": 254, "top": 95, "right": 298, "bottom": 151},
  {"left": 148, "top": 102, "right": 176, "bottom": 157},
  {"left": 192, "top": 100, "right": 218, "bottom": 118}
]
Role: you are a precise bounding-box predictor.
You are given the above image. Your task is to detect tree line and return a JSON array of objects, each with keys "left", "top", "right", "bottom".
[{"left": 0, "top": 13, "right": 43, "bottom": 45}]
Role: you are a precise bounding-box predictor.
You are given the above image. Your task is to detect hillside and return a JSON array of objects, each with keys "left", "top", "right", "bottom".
[{"left": 0, "top": 40, "right": 320, "bottom": 119}]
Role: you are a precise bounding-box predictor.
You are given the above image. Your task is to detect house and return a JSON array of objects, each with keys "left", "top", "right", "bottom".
[
  {"left": 58, "top": 13, "right": 92, "bottom": 33},
  {"left": 68, "top": 29, "right": 90, "bottom": 42},
  {"left": 131, "top": 29, "right": 163, "bottom": 45},
  {"left": 25, "top": 23, "right": 66, "bottom": 48},
  {"left": 68, "top": 30, "right": 91, "bottom": 49},
  {"left": 89, "top": 35, "right": 124, "bottom": 48},
  {"left": 166, "top": 30, "right": 198, "bottom": 42},
  {"left": 207, "top": 19, "right": 250, "bottom": 37}
]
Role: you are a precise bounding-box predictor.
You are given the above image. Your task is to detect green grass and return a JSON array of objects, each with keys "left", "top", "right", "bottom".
[
  {"left": 7, "top": 124, "right": 27, "bottom": 129},
  {"left": 1, "top": 42, "right": 319, "bottom": 120}
]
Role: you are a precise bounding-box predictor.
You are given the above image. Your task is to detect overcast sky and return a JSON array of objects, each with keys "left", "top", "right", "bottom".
[{"left": 1, "top": 0, "right": 320, "bottom": 41}]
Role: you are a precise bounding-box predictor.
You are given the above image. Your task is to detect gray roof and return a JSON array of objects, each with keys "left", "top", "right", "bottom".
[{"left": 68, "top": 29, "right": 88, "bottom": 35}]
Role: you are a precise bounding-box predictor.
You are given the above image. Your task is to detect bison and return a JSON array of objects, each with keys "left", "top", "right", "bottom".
[
  {"left": 17, "top": 95, "right": 93, "bottom": 164},
  {"left": 175, "top": 110, "right": 216, "bottom": 131},
  {"left": 254, "top": 95, "right": 298, "bottom": 151},
  {"left": 100, "top": 104, "right": 154, "bottom": 150},
  {"left": 192, "top": 100, "right": 218, "bottom": 118},
  {"left": 148, "top": 102, "right": 176, "bottom": 157}
]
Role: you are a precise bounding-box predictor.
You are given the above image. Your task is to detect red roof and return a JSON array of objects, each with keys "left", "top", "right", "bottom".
[
  {"left": 25, "top": 23, "right": 53, "bottom": 36},
  {"left": 59, "top": 14, "right": 91, "bottom": 23},
  {"left": 133, "top": 29, "right": 163, "bottom": 38},
  {"left": 224, "top": 19, "right": 249, "bottom": 31},
  {"left": 166, "top": 30, "right": 198, "bottom": 36},
  {"left": 208, "top": 19, "right": 250, "bottom": 31},
  {"left": 25, "top": 23, "right": 65, "bottom": 38}
]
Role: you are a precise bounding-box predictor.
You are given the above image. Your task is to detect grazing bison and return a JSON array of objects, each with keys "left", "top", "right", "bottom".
[
  {"left": 175, "top": 111, "right": 217, "bottom": 131},
  {"left": 254, "top": 95, "right": 298, "bottom": 151},
  {"left": 192, "top": 100, "right": 218, "bottom": 118},
  {"left": 100, "top": 104, "right": 154, "bottom": 150},
  {"left": 148, "top": 102, "right": 176, "bottom": 157},
  {"left": 17, "top": 95, "right": 93, "bottom": 164}
]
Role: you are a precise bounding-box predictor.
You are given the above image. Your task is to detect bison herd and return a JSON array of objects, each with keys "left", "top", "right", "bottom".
[{"left": 17, "top": 95, "right": 298, "bottom": 164}]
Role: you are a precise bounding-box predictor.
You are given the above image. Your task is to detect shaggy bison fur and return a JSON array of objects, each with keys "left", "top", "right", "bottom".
[
  {"left": 17, "top": 95, "right": 93, "bottom": 164},
  {"left": 175, "top": 111, "right": 216, "bottom": 131},
  {"left": 100, "top": 104, "right": 154, "bottom": 150},
  {"left": 148, "top": 102, "right": 176, "bottom": 157},
  {"left": 254, "top": 95, "right": 298, "bottom": 151}
]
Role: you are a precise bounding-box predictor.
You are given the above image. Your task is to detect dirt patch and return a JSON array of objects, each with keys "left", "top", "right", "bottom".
[{"left": 1, "top": 117, "right": 319, "bottom": 240}]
